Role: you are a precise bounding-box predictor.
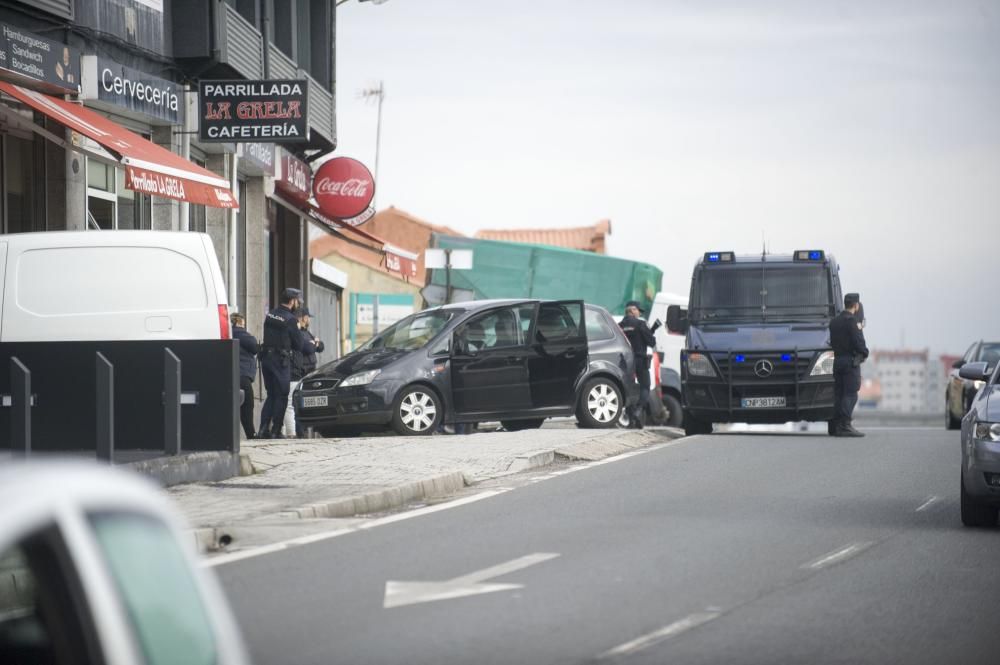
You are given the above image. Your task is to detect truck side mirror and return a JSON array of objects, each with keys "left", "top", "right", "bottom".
[{"left": 666, "top": 305, "right": 688, "bottom": 334}]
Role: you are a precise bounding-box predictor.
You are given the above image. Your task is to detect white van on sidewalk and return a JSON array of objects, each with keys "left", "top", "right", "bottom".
[
  {"left": 648, "top": 291, "right": 688, "bottom": 427},
  {"left": 0, "top": 231, "right": 230, "bottom": 342}
]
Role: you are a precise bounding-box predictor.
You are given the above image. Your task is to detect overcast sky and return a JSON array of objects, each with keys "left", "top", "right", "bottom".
[{"left": 334, "top": 0, "right": 1000, "bottom": 355}]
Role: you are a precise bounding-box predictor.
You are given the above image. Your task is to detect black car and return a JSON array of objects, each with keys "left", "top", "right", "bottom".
[
  {"left": 294, "top": 299, "right": 638, "bottom": 436},
  {"left": 957, "top": 360, "right": 1000, "bottom": 527},
  {"left": 947, "top": 340, "right": 1000, "bottom": 429}
]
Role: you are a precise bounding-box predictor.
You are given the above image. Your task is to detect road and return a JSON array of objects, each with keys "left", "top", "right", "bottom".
[{"left": 214, "top": 427, "right": 999, "bottom": 665}]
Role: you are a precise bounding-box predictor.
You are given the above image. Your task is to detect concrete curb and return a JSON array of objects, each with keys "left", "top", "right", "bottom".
[
  {"left": 189, "top": 471, "right": 468, "bottom": 553},
  {"left": 126, "top": 451, "right": 246, "bottom": 487}
]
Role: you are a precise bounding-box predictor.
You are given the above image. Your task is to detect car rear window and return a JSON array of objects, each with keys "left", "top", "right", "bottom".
[
  {"left": 16, "top": 247, "right": 208, "bottom": 315},
  {"left": 585, "top": 308, "right": 615, "bottom": 341}
]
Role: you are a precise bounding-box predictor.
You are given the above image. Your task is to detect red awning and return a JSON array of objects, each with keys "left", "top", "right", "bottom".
[{"left": 0, "top": 82, "right": 238, "bottom": 209}]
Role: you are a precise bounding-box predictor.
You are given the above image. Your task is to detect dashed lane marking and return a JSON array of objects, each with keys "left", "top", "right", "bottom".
[
  {"left": 597, "top": 610, "right": 722, "bottom": 661},
  {"left": 802, "top": 542, "right": 874, "bottom": 571}
]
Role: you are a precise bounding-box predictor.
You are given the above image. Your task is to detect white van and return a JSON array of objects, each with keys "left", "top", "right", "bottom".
[
  {"left": 0, "top": 231, "right": 230, "bottom": 342},
  {"left": 648, "top": 291, "right": 688, "bottom": 426}
]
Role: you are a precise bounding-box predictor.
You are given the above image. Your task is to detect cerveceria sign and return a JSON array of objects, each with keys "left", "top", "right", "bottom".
[
  {"left": 199, "top": 79, "right": 308, "bottom": 143},
  {"left": 82, "top": 56, "right": 182, "bottom": 125}
]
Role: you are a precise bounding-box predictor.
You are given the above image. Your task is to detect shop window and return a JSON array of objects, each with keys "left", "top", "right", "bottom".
[
  {"left": 273, "top": 1, "right": 294, "bottom": 58},
  {"left": 86, "top": 157, "right": 152, "bottom": 230},
  {"left": 5, "top": 134, "right": 40, "bottom": 234}
]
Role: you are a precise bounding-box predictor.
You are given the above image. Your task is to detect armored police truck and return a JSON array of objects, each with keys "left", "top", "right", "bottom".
[{"left": 666, "top": 250, "right": 843, "bottom": 436}]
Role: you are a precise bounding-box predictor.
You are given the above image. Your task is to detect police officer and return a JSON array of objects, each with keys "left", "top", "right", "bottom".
[
  {"left": 258, "top": 287, "right": 305, "bottom": 439},
  {"left": 619, "top": 300, "right": 661, "bottom": 429},
  {"left": 829, "top": 292, "right": 869, "bottom": 437}
]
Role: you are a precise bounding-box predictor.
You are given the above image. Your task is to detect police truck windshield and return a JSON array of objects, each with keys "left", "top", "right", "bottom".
[{"left": 691, "top": 265, "right": 834, "bottom": 323}]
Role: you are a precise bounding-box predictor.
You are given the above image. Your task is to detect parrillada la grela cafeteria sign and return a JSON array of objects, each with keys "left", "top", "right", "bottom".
[{"left": 198, "top": 79, "right": 309, "bottom": 143}]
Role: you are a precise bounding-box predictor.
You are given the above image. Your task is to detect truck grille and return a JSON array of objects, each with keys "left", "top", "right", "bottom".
[{"left": 714, "top": 354, "right": 812, "bottom": 382}]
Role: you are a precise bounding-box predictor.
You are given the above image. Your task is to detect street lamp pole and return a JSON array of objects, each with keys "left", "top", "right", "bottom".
[{"left": 360, "top": 80, "right": 385, "bottom": 209}]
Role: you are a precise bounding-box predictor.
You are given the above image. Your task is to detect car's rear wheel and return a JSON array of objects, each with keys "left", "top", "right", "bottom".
[
  {"left": 577, "top": 378, "right": 623, "bottom": 429},
  {"left": 392, "top": 386, "right": 442, "bottom": 436},
  {"left": 662, "top": 393, "right": 683, "bottom": 428},
  {"left": 960, "top": 472, "right": 998, "bottom": 527},
  {"left": 501, "top": 418, "right": 545, "bottom": 432}
]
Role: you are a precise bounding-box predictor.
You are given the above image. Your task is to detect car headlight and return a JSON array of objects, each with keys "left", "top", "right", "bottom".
[
  {"left": 974, "top": 422, "right": 1000, "bottom": 442},
  {"left": 687, "top": 353, "right": 717, "bottom": 378},
  {"left": 340, "top": 369, "right": 381, "bottom": 387},
  {"left": 809, "top": 351, "right": 835, "bottom": 376}
]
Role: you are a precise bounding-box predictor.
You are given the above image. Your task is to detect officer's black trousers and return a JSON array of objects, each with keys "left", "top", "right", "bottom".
[
  {"left": 239, "top": 375, "right": 256, "bottom": 439},
  {"left": 632, "top": 355, "right": 651, "bottom": 419},
  {"left": 833, "top": 366, "right": 861, "bottom": 428},
  {"left": 260, "top": 355, "right": 291, "bottom": 435}
]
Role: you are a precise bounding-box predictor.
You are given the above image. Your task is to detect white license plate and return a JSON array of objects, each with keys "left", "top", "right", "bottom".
[
  {"left": 302, "top": 395, "right": 329, "bottom": 408},
  {"left": 741, "top": 397, "right": 786, "bottom": 408}
]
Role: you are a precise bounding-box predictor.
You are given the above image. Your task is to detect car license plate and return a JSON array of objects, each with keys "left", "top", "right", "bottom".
[
  {"left": 741, "top": 397, "right": 786, "bottom": 408},
  {"left": 302, "top": 395, "right": 328, "bottom": 408}
]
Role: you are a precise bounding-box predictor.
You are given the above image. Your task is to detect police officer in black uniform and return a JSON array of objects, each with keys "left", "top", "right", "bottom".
[
  {"left": 829, "top": 292, "right": 869, "bottom": 437},
  {"left": 619, "top": 300, "right": 661, "bottom": 429},
  {"left": 257, "top": 287, "right": 305, "bottom": 439}
]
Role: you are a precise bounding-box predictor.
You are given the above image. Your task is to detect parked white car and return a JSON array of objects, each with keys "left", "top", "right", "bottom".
[{"left": 0, "top": 462, "right": 248, "bottom": 665}]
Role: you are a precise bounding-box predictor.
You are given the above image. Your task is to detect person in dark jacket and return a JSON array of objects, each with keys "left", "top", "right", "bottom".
[
  {"left": 619, "top": 300, "right": 661, "bottom": 429},
  {"left": 829, "top": 292, "right": 869, "bottom": 437},
  {"left": 283, "top": 307, "right": 325, "bottom": 437},
  {"left": 231, "top": 312, "right": 259, "bottom": 439},
  {"left": 258, "top": 287, "right": 305, "bottom": 439}
]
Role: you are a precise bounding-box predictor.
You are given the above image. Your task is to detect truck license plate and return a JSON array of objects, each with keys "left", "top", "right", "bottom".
[
  {"left": 741, "top": 397, "right": 786, "bottom": 408},
  {"left": 302, "top": 395, "right": 328, "bottom": 408}
]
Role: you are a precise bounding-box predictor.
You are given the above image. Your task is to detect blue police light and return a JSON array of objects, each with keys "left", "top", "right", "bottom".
[
  {"left": 781, "top": 353, "right": 793, "bottom": 362},
  {"left": 794, "top": 250, "right": 825, "bottom": 261},
  {"left": 704, "top": 251, "right": 735, "bottom": 263},
  {"left": 735, "top": 354, "right": 746, "bottom": 363},
  {"left": 707, "top": 253, "right": 720, "bottom": 262},
  {"left": 809, "top": 251, "right": 822, "bottom": 260}
]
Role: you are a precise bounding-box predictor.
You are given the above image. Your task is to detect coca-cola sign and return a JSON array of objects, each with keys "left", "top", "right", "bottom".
[{"left": 312, "top": 157, "right": 375, "bottom": 220}]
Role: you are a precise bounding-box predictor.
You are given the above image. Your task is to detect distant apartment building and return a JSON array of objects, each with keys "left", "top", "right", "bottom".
[{"left": 871, "top": 349, "right": 930, "bottom": 413}]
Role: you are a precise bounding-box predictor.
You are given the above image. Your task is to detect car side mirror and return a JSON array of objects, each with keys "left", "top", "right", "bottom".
[
  {"left": 952, "top": 359, "right": 966, "bottom": 370},
  {"left": 959, "top": 361, "right": 989, "bottom": 381},
  {"left": 666, "top": 305, "right": 688, "bottom": 334}
]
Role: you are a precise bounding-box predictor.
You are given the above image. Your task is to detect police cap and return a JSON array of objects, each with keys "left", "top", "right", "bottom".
[
  {"left": 625, "top": 300, "right": 644, "bottom": 313},
  {"left": 281, "top": 287, "right": 303, "bottom": 303},
  {"left": 844, "top": 292, "right": 860, "bottom": 307}
]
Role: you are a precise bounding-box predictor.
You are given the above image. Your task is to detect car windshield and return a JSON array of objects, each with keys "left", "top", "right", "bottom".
[
  {"left": 690, "top": 265, "right": 833, "bottom": 323},
  {"left": 978, "top": 343, "right": 1000, "bottom": 366},
  {"left": 359, "top": 310, "right": 455, "bottom": 352}
]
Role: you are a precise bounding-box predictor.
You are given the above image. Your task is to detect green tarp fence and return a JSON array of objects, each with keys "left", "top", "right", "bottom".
[{"left": 428, "top": 234, "right": 662, "bottom": 315}]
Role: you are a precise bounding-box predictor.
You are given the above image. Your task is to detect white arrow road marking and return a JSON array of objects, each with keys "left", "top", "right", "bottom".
[
  {"left": 802, "top": 541, "right": 874, "bottom": 570},
  {"left": 383, "top": 552, "right": 560, "bottom": 609},
  {"left": 597, "top": 610, "right": 722, "bottom": 660}
]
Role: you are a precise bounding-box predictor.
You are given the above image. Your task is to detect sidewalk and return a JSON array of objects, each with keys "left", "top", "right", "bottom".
[{"left": 167, "top": 426, "right": 681, "bottom": 553}]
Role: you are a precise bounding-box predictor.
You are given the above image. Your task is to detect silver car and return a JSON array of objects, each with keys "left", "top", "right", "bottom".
[
  {"left": 959, "top": 360, "right": 1000, "bottom": 527},
  {"left": 0, "top": 462, "right": 248, "bottom": 664}
]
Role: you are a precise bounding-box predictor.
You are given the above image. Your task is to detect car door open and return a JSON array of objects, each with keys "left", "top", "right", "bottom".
[
  {"left": 526, "top": 300, "right": 588, "bottom": 411},
  {"left": 450, "top": 305, "right": 532, "bottom": 418}
]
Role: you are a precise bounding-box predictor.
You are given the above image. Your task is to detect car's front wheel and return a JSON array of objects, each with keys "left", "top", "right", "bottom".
[
  {"left": 577, "top": 378, "right": 623, "bottom": 429},
  {"left": 392, "top": 386, "right": 442, "bottom": 436},
  {"left": 662, "top": 393, "right": 683, "bottom": 428},
  {"left": 960, "top": 472, "right": 998, "bottom": 527}
]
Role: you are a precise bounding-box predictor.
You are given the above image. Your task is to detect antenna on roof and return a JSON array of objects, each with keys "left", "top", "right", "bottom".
[{"left": 761, "top": 231, "right": 767, "bottom": 259}]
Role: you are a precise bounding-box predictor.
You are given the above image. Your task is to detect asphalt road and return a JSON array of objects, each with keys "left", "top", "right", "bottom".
[{"left": 215, "top": 427, "right": 999, "bottom": 665}]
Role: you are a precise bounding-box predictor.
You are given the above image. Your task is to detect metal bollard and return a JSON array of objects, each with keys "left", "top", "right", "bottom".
[
  {"left": 164, "top": 348, "right": 181, "bottom": 456},
  {"left": 96, "top": 352, "right": 114, "bottom": 463},
  {"left": 10, "top": 357, "right": 31, "bottom": 457}
]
